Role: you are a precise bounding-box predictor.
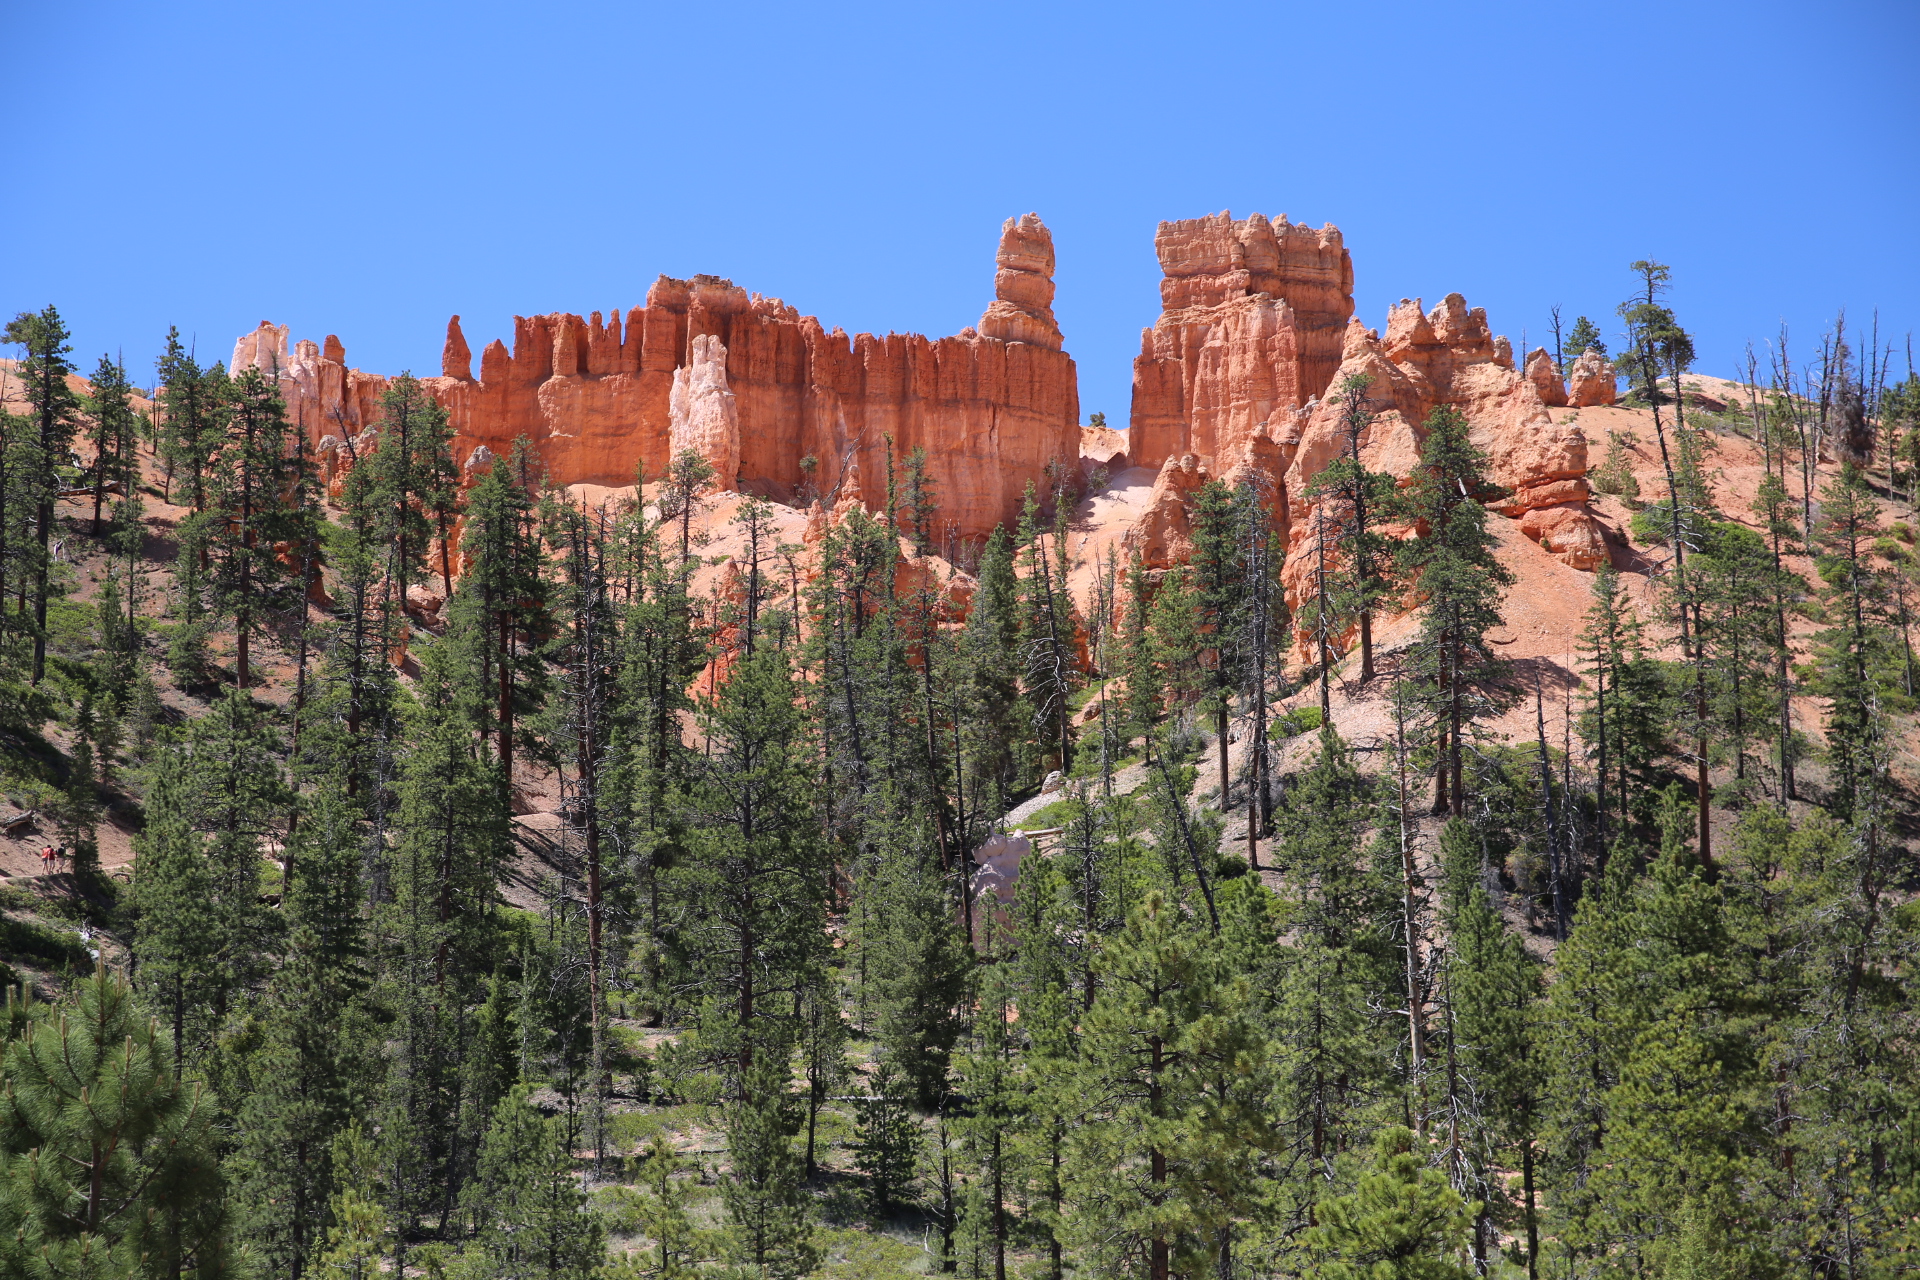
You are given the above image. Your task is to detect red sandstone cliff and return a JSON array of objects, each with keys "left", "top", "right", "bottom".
[
  {"left": 1128, "top": 212, "right": 1354, "bottom": 472},
  {"left": 1122, "top": 276, "right": 1617, "bottom": 664},
  {"left": 237, "top": 215, "right": 1078, "bottom": 548}
]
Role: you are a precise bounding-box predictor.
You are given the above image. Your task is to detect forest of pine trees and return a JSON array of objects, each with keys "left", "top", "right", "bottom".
[{"left": 0, "top": 285, "right": 1918, "bottom": 1280}]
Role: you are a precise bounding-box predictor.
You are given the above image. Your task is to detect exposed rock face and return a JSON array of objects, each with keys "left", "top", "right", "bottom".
[
  {"left": 978, "top": 213, "right": 1063, "bottom": 350},
  {"left": 1129, "top": 212, "right": 1354, "bottom": 471},
  {"left": 1119, "top": 290, "right": 1613, "bottom": 664},
  {"left": 1123, "top": 452, "right": 1210, "bottom": 569},
  {"left": 1526, "top": 347, "right": 1570, "bottom": 408},
  {"left": 1567, "top": 348, "right": 1618, "bottom": 407},
  {"left": 668, "top": 334, "right": 740, "bottom": 486},
  {"left": 229, "top": 321, "right": 388, "bottom": 445},
  {"left": 250, "top": 216, "right": 1077, "bottom": 545}
]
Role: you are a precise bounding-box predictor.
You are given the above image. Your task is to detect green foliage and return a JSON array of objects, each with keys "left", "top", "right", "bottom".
[
  {"left": 455, "top": 1087, "right": 604, "bottom": 1279},
  {"left": 852, "top": 1058, "right": 919, "bottom": 1214},
  {"left": 0, "top": 966, "right": 231, "bottom": 1277},
  {"left": 1268, "top": 704, "right": 1324, "bottom": 738},
  {"left": 1305, "top": 1126, "right": 1477, "bottom": 1280},
  {"left": 1563, "top": 315, "right": 1607, "bottom": 365},
  {"left": 718, "top": 1056, "right": 818, "bottom": 1280},
  {"left": 1590, "top": 429, "right": 1642, "bottom": 506}
]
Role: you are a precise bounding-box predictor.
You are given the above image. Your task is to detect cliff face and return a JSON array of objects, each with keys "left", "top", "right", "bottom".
[
  {"left": 230, "top": 322, "right": 388, "bottom": 450},
  {"left": 239, "top": 216, "right": 1078, "bottom": 547},
  {"left": 1122, "top": 285, "right": 1614, "bottom": 664},
  {"left": 1129, "top": 212, "right": 1355, "bottom": 471}
]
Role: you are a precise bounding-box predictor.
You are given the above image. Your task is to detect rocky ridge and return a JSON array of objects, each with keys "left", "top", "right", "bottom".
[
  {"left": 232, "top": 209, "right": 1623, "bottom": 675},
  {"left": 234, "top": 214, "right": 1079, "bottom": 546}
]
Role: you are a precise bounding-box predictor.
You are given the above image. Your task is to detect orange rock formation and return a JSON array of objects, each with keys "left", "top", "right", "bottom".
[
  {"left": 239, "top": 216, "right": 1079, "bottom": 547},
  {"left": 1568, "top": 348, "right": 1620, "bottom": 407},
  {"left": 1128, "top": 212, "right": 1354, "bottom": 472}
]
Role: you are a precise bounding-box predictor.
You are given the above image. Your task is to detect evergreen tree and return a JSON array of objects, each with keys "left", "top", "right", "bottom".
[
  {"left": 1062, "top": 892, "right": 1273, "bottom": 1280},
  {"left": 1811, "top": 461, "right": 1898, "bottom": 825},
  {"left": 1188, "top": 478, "right": 1250, "bottom": 801},
  {"left": 311, "top": 1124, "right": 389, "bottom": 1280},
  {"left": 1578, "top": 563, "right": 1668, "bottom": 838},
  {"left": 1304, "top": 1126, "right": 1477, "bottom": 1280},
  {"left": 154, "top": 326, "right": 221, "bottom": 510},
  {"left": 454, "top": 437, "right": 551, "bottom": 780},
  {"left": 0, "top": 966, "right": 231, "bottom": 1278},
  {"left": 854, "top": 1057, "right": 919, "bottom": 1215},
  {"left": 616, "top": 1134, "right": 703, "bottom": 1277},
  {"left": 670, "top": 643, "right": 829, "bottom": 1089},
  {"left": 231, "top": 927, "right": 361, "bottom": 1279},
  {"left": 1562, "top": 315, "right": 1607, "bottom": 368},
  {"left": 6, "top": 306, "right": 82, "bottom": 685},
  {"left": 380, "top": 637, "right": 510, "bottom": 1249},
  {"left": 1393, "top": 405, "right": 1513, "bottom": 816},
  {"left": 203, "top": 366, "right": 304, "bottom": 687},
  {"left": 83, "top": 352, "right": 141, "bottom": 538},
  {"left": 1307, "top": 374, "right": 1400, "bottom": 682},
  {"left": 456, "top": 1087, "right": 604, "bottom": 1279},
  {"left": 853, "top": 836, "right": 972, "bottom": 1107},
  {"left": 1437, "top": 818, "right": 1544, "bottom": 1275},
  {"left": 230, "top": 784, "right": 370, "bottom": 1279},
  {"left": 718, "top": 1054, "right": 818, "bottom": 1280}
]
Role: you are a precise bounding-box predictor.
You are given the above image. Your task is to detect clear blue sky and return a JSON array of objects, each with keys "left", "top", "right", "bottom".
[{"left": 9, "top": 0, "right": 1916, "bottom": 422}]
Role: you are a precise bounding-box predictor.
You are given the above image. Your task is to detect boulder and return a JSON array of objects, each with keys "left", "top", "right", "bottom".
[
  {"left": 1525, "top": 347, "right": 1569, "bottom": 407},
  {"left": 1519, "top": 503, "right": 1610, "bottom": 570}
]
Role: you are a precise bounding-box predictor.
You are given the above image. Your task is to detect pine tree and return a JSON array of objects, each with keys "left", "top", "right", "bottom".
[
  {"left": 1589, "top": 430, "right": 1642, "bottom": 506},
  {"left": 1270, "top": 728, "right": 1401, "bottom": 1233},
  {"left": 1118, "top": 555, "right": 1162, "bottom": 750},
  {"left": 231, "top": 926, "right": 361, "bottom": 1279},
  {"left": 0, "top": 966, "right": 231, "bottom": 1278},
  {"left": 1811, "top": 461, "right": 1897, "bottom": 826},
  {"left": 1618, "top": 261, "right": 1716, "bottom": 860},
  {"left": 1016, "top": 487, "right": 1077, "bottom": 777},
  {"left": 1543, "top": 791, "right": 1760, "bottom": 1273},
  {"left": 456, "top": 437, "right": 552, "bottom": 787},
  {"left": 1578, "top": 563, "right": 1669, "bottom": 838},
  {"left": 671, "top": 642, "right": 828, "bottom": 1088},
  {"left": 853, "top": 836, "right": 972, "bottom": 1107},
  {"left": 615, "top": 1134, "right": 703, "bottom": 1277},
  {"left": 1562, "top": 316, "right": 1607, "bottom": 369},
  {"left": 1189, "top": 478, "right": 1250, "bottom": 800},
  {"left": 456, "top": 1087, "right": 604, "bottom": 1279},
  {"left": 6, "top": 306, "right": 82, "bottom": 686},
  {"left": 380, "top": 637, "right": 511, "bottom": 1249},
  {"left": 1393, "top": 405, "right": 1514, "bottom": 816},
  {"left": 204, "top": 366, "right": 304, "bottom": 688},
  {"left": 83, "top": 353, "right": 141, "bottom": 538},
  {"left": 1436, "top": 818, "right": 1544, "bottom": 1275},
  {"left": 719, "top": 1054, "right": 818, "bottom": 1280},
  {"left": 154, "top": 326, "right": 221, "bottom": 511},
  {"left": 955, "top": 957, "right": 1021, "bottom": 1280},
  {"left": 1307, "top": 373, "right": 1400, "bottom": 682},
  {"left": 854, "top": 1057, "right": 919, "bottom": 1215},
  {"left": 1304, "top": 1126, "right": 1477, "bottom": 1280},
  {"left": 311, "top": 1126, "right": 388, "bottom": 1280},
  {"left": 1062, "top": 891, "right": 1273, "bottom": 1280}
]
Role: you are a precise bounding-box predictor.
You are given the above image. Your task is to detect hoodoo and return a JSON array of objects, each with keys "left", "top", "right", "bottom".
[
  {"left": 234, "top": 215, "right": 1080, "bottom": 548},
  {"left": 1129, "top": 211, "right": 1355, "bottom": 471}
]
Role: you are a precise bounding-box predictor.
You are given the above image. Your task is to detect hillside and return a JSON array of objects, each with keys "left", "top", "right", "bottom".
[{"left": 2, "top": 244, "right": 1915, "bottom": 1277}]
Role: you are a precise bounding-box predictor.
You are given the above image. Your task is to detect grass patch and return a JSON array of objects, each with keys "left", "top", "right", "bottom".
[
  {"left": 0, "top": 914, "right": 90, "bottom": 970},
  {"left": 1014, "top": 798, "right": 1080, "bottom": 831},
  {"left": 1269, "top": 705, "right": 1324, "bottom": 739},
  {"left": 814, "top": 1225, "right": 932, "bottom": 1278}
]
